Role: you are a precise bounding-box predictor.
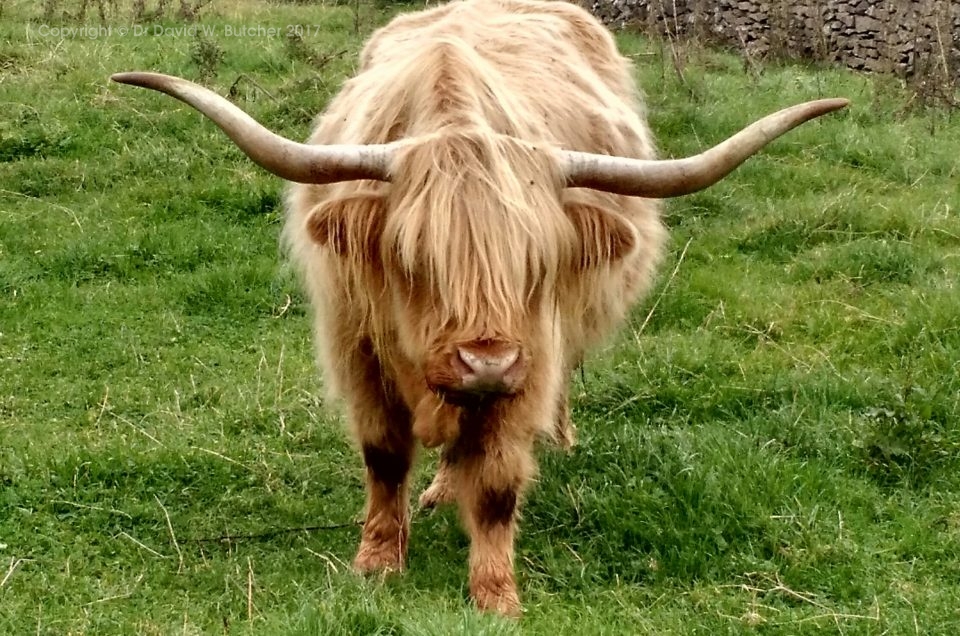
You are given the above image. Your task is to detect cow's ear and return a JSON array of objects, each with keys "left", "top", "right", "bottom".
[
  {"left": 565, "top": 202, "right": 637, "bottom": 267},
  {"left": 306, "top": 193, "right": 386, "bottom": 256}
]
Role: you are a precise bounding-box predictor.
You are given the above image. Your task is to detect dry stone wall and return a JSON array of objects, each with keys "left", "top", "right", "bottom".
[{"left": 586, "top": 0, "right": 960, "bottom": 82}]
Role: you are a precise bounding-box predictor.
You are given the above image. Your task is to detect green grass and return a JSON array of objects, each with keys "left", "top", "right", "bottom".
[{"left": 2, "top": 0, "right": 960, "bottom": 633}]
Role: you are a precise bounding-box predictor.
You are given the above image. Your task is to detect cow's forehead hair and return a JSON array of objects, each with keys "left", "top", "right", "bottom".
[{"left": 383, "top": 129, "right": 576, "bottom": 332}]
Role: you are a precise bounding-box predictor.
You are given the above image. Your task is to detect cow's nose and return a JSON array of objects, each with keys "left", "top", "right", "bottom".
[{"left": 455, "top": 342, "right": 525, "bottom": 394}]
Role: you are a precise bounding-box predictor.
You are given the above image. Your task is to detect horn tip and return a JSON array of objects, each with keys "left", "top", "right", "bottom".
[
  {"left": 111, "top": 71, "right": 142, "bottom": 85},
  {"left": 110, "top": 71, "right": 174, "bottom": 90},
  {"left": 822, "top": 97, "right": 851, "bottom": 112}
]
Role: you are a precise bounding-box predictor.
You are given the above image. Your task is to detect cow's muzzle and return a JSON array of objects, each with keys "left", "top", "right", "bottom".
[{"left": 427, "top": 339, "right": 528, "bottom": 401}]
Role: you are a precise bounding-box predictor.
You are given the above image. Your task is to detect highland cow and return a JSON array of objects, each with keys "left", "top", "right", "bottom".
[{"left": 112, "top": 0, "right": 847, "bottom": 616}]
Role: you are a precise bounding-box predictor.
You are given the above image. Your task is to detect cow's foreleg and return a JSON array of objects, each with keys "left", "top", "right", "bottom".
[
  {"left": 455, "top": 423, "right": 534, "bottom": 617},
  {"left": 354, "top": 431, "right": 413, "bottom": 574},
  {"left": 348, "top": 348, "right": 414, "bottom": 574}
]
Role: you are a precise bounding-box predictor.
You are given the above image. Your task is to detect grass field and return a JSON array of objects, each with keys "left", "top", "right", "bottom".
[{"left": 2, "top": 0, "right": 960, "bottom": 633}]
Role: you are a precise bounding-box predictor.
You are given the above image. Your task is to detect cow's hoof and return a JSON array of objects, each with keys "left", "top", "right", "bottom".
[
  {"left": 471, "top": 578, "right": 521, "bottom": 618},
  {"left": 353, "top": 541, "right": 405, "bottom": 575},
  {"left": 418, "top": 475, "right": 455, "bottom": 509}
]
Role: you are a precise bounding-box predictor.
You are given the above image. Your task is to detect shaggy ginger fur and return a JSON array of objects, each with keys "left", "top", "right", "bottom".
[{"left": 285, "top": 0, "right": 666, "bottom": 616}]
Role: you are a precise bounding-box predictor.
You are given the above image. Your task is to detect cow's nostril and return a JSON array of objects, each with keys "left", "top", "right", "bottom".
[
  {"left": 452, "top": 343, "right": 524, "bottom": 394},
  {"left": 456, "top": 346, "right": 520, "bottom": 376}
]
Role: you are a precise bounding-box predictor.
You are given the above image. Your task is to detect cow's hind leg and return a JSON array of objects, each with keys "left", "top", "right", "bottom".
[
  {"left": 418, "top": 446, "right": 457, "bottom": 509},
  {"left": 552, "top": 359, "right": 582, "bottom": 452},
  {"left": 552, "top": 388, "right": 576, "bottom": 451},
  {"left": 347, "top": 346, "right": 415, "bottom": 574},
  {"left": 453, "top": 414, "right": 535, "bottom": 617}
]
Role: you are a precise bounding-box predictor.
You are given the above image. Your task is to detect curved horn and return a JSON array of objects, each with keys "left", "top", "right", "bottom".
[
  {"left": 111, "top": 72, "right": 393, "bottom": 185},
  {"left": 562, "top": 98, "right": 849, "bottom": 198}
]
